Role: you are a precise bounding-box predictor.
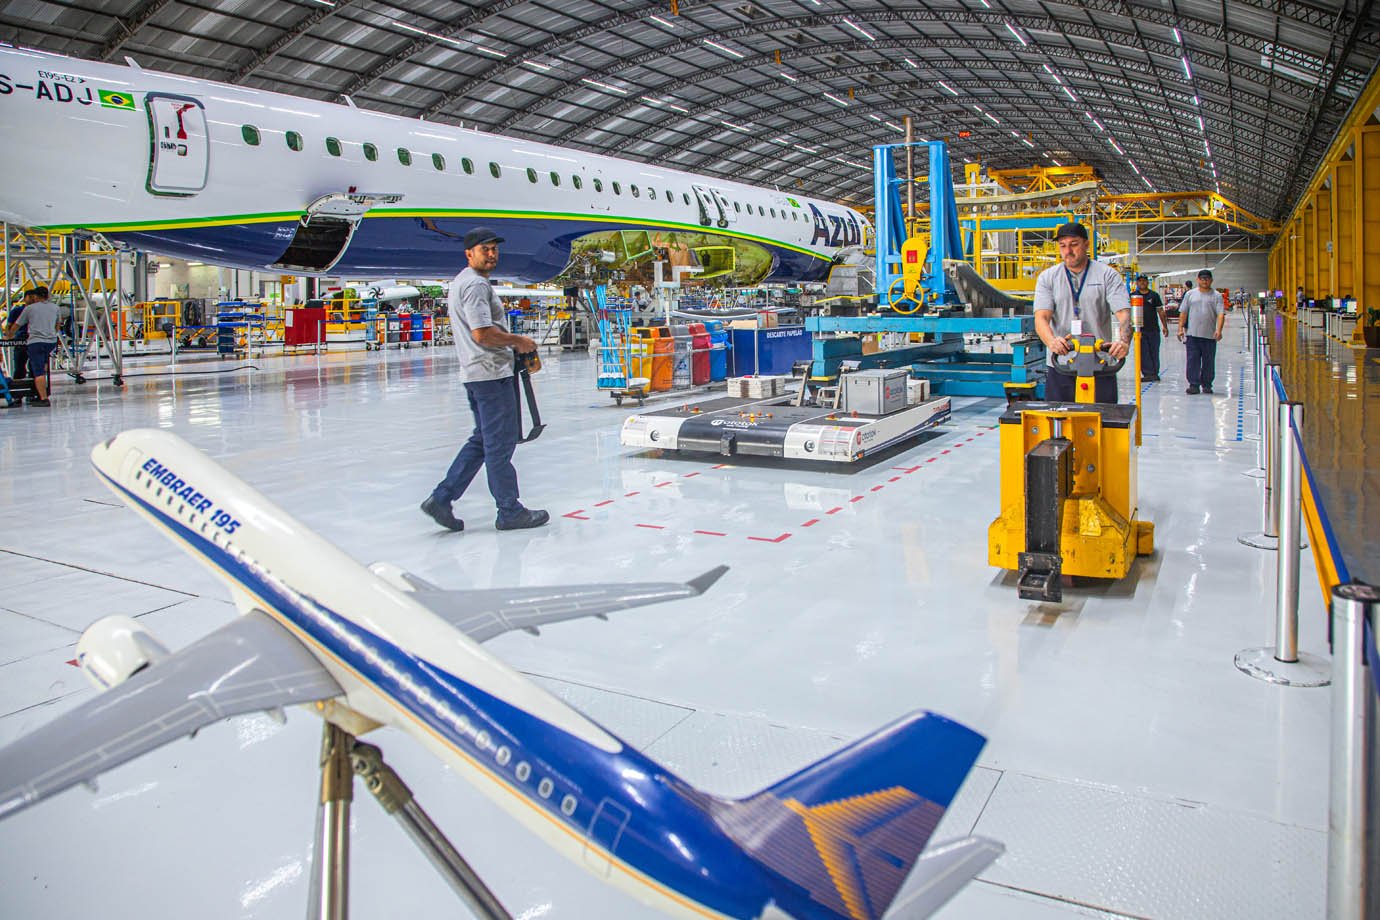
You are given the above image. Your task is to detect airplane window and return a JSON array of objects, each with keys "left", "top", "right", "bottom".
[
  {"left": 792, "top": 211, "right": 798, "bottom": 221},
  {"left": 476, "top": 730, "right": 490, "bottom": 750},
  {"left": 286, "top": 131, "right": 303, "bottom": 152},
  {"left": 572, "top": 175, "right": 582, "bottom": 190},
  {"left": 496, "top": 746, "right": 511, "bottom": 766},
  {"left": 612, "top": 181, "right": 621, "bottom": 195},
  {"left": 462, "top": 157, "right": 474, "bottom": 175},
  {"left": 770, "top": 207, "right": 776, "bottom": 218},
  {"left": 733, "top": 201, "right": 741, "bottom": 212},
  {"left": 527, "top": 168, "right": 538, "bottom": 183},
  {"left": 593, "top": 178, "right": 603, "bottom": 192},
  {"left": 550, "top": 171, "right": 560, "bottom": 187},
  {"left": 397, "top": 148, "right": 412, "bottom": 166},
  {"left": 683, "top": 192, "right": 691, "bottom": 205},
  {"left": 241, "top": 125, "right": 260, "bottom": 146},
  {"left": 648, "top": 187, "right": 657, "bottom": 200},
  {"left": 432, "top": 153, "right": 445, "bottom": 171},
  {"left": 631, "top": 185, "right": 640, "bottom": 198},
  {"left": 363, "top": 143, "right": 378, "bottom": 162},
  {"left": 515, "top": 762, "right": 531, "bottom": 781},
  {"left": 538, "top": 778, "right": 554, "bottom": 799},
  {"left": 489, "top": 162, "right": 501, "bottom": 178},
  {"left": 560, "top": 795, "right": 577, "bottom": 816},
  {"left": 326, "top": 137, "right": 342, "bottom": 157}
]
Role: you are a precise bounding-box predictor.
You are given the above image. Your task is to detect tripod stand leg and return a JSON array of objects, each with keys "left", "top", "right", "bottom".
[
  {"left": 307, "top": 722, "right": 354, "bottom": 920},
  {"left": 350, "top": 741, "right": 513, "bottom": 920}
]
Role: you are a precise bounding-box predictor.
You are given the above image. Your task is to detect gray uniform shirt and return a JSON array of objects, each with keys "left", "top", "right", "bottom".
[
  {"left": 13, "top": 299, "right": 59, "bottom": 344},
  {"left": 448, "top": 267, "right": 512, "bottom": 383},
  {"left": 1033, "top": 260, "right": 1131, "bottom": 365},
  {"left": 1180, "top": 289, "right": 1224, "bottom": 339}
]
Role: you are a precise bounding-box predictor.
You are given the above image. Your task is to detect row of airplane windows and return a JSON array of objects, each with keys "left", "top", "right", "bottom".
[
  {"left": 237, "top": 124, "right": 806, "bottom": 224},
  {"left": 132, "top": 465, "right": 587, "bottom": 824}
]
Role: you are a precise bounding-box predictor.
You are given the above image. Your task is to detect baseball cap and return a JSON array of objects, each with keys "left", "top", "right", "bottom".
[
  {"left": 1135, "top": 274, "right": 1149, "bottom": 282},
  {"left": 1197, "top": 269, "right": 1213, "bottom": 279},
  {"left": 463, "top": 227, "right": 505, "bottom": 250},
  {"left": 1054, "top": 222, "right": 1088, "bottom": 241}
]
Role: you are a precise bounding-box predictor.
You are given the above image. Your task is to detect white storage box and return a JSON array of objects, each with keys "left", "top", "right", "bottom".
[{"left": 906, "top": 377, "right": 931, "bottom": 405}]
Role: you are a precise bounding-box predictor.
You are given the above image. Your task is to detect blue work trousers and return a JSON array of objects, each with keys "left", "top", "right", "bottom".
[
  {"left": 1185, "top": 336, "right": 1217, "bottom": 388},
  {"left": 1139, "top": 324, "right": 1161, "bottom": 379},
  {"left": 433, "top": 376, "right": 522, "bottom": 513}
]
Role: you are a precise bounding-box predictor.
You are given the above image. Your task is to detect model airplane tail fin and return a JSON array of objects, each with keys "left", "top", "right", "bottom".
[{"left": 711, "top": 711, "right": 986, "bottom": 920}]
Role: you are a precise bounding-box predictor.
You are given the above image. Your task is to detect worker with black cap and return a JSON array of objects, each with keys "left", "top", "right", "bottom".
[
  {"left": 421, "top": 227, "right": 549, "bottom": 532},
  {"left": 1135, "top": 274, "right": 1168, "bottom": 381},
  {"left": 1177, "top": 268, "right": 1226, "bottom": 395},
  {"left": 1032, "top": 221, "right": 1132, "bottom": 403}
]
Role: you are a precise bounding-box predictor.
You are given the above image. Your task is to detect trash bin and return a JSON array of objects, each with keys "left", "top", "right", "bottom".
[
  {"left": 706, "top": 320, "right": 729, "bottom": 381},
  {"left": 649, "top": 327, "right": 674, "bottom": 391},
  {"left": 689, "top": 322, "right": 711, "bottom": 385},
  {"left": 670, "top": 323, "right": 692, "bottom": 387}
]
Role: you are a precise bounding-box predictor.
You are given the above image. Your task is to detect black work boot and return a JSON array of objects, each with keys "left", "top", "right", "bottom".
[
  {"left": 496, "top": 507, "right": 550, "bottom": 531},
  {"left": 420, "top": 496, "right": 464, "bottom": 532}
]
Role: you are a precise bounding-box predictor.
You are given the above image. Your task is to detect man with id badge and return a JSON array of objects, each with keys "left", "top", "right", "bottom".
[{"left": 1032, "top": 222, "right": 1132, "bottom": 404}]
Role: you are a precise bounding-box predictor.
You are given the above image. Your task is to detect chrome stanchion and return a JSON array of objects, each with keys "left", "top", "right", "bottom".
[
  {"left": 1235, "top": 401, "right": 1325, "bottom": 685},
  {"left": 307, "top": 722, "right": 353, "bottom": 920},
  {"left": 1240, "top": 362, "right": 1282, "bottom": 548},
  {"left": 1328, "top": 583, "right": 1380, "bottom": 920}
]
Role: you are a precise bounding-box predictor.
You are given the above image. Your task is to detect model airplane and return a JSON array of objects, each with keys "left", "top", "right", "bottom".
[
  {"left": 0, "top": 45, "right": 870, "bottom": 283},
  {"left": 0, "top": 428, "right": 999, "bottom": 919}
]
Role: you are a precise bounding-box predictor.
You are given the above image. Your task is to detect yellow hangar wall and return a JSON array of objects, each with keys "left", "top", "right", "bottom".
[{"left": 1270, "top": 70, "right": 1380, "bottom": 305}]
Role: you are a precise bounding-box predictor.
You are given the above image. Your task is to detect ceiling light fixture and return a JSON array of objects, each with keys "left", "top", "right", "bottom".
[
  {"left": 581, "top": 78, "right": 627, "bottom": 94},
  {"left": 823, "top": 92, "right": 850, "bottom": 107},
  {"left": 1004, "top": 23, "right": 1028, "bottom": 46},
  {"left": 842, "top": 19, "right": 876, "bottom": 41},
  {"left": 650, "top": 15, "right": 675, "bottom": 28},
  {"left": 938, "top": 81, "right": 959, "bottom": 95},
  {"left": 703, "top": 39, "right": 745, "bottom": 58}
]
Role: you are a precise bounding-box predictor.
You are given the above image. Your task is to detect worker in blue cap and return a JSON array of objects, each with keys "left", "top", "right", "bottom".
[{"left": 1032, "top": 222, "right": 1132, "bottom": 403}]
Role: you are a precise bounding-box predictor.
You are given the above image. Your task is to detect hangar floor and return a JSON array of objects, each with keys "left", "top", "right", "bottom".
[{"left": 0, "top": 330, "right": 1331, "bottom": 919}]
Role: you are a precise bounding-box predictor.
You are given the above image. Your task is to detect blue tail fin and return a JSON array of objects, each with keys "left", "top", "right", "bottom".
[{"left": 710, "top": 711, "right": 985, "bottom": 920}]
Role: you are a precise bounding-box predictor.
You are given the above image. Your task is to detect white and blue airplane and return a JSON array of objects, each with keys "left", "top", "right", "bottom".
[
  {"left": 0, "top": 44, "right": 871, "bottom": 284},
  {"left": 0, "top": 428, "right": 999, "bottom": 919}
]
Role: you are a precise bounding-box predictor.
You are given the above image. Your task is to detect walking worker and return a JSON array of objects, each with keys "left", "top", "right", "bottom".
[
  {"left": 1033, "top": 222, "right": 1132, "bottom": 404},
  {"left": 1135, "top": 274, "right": 1168, "bottom": 382},
  {"left": 1177, "top": 269, "right": 1227, "bottom": 395},
  {"left": 421, "top": 228, "right": 549, "bottom": 532},
  {"left": 4, "top": 286, "right": 58, "bottom": 407}
]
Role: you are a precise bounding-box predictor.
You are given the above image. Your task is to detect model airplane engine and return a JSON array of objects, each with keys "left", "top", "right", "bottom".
[{"left": 75, "top": 616, "right": 171, "bottom": 690}]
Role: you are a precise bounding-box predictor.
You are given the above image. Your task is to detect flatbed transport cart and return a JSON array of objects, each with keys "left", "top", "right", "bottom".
[{"left": 621, "top": 367, "right": 951, "bottom": 463}]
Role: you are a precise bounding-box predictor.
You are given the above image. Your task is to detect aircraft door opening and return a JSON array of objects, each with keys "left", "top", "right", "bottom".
[
  {"left": 691, "top": 185, "right": 725, "bottom": 228},
  {"left": 145, "top": 94, "right": 209, "bottom": 196},
  {"left": 582, "top": 798, "right": 630, "bottom": 877}
]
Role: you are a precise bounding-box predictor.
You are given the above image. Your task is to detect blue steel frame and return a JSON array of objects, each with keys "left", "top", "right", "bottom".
[{"left": 873, "top": 141, "right": 965, "bottom": 308}]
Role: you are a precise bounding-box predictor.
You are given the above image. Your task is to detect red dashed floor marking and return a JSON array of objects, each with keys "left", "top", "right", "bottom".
[
  {"left": 623, "top": 491, "right": 640, "bottom": 497},
  {"left": 941, "top": 449, "right": 951, "bottom": 454},
  {"left": 712, "top": 464, "right": 730, "bottom": 469},
  {"left": 801, "top": 518, "right": 820, "bottom": 527},
  {"left": 66, "top": 659, "right": 78, "bottom": 667},
  {"left": 747, "top": 533, "right": 792, "bottom": 543},
  {"left": 826, "top": 506, "right": 843, "bottom": 515},
  {"left": 850, "top": 495, "right": 865, "bottom": 503},
  {"left": 693, "top": 529, "right": 727, "bottom": 537},
  {"left": 594, "top": 500, "right": 615, "bottom": 507},
  {"left": 870, "top": 485, "right": 885, "bottom": 492},
  {"left": 927, "top": 457, "right": 937, "bottom": 463},
  {"left": 682, "top": 471, "right": 701, "bottom": 478},
  {"left": 635, "top": 523, "right": 665, "bottom": 530},
  {"left": 888, "top": 476, "right": 902, "bottom": 483},
  {"left": 563, "top": 510, "right": 590, "bottom": 520},
  {"left": 655, "top": 481, "right": 675, "bottom": 488}
]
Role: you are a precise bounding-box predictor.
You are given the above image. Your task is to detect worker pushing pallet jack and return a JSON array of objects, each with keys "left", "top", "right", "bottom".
[{"left": 988, "top": 331, "right": 1155, "bottom": 602}]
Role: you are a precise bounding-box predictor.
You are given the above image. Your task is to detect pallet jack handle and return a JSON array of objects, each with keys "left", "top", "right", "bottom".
[{"left": 513, "top": 351, "right": 545, "bottom": 444}]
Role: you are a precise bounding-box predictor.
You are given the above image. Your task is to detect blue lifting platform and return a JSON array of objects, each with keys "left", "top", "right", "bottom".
[{"left": 807, "top": 141, "right": 1045, "bottom": 399}]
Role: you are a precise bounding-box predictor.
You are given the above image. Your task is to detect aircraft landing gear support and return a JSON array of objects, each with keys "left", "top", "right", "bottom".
[{"left": 308, "top": 722, "right": 513, "bottom": 920}]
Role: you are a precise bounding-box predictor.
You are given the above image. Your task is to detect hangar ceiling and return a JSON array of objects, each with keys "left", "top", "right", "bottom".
[{"left": 2, "top": 0, "right": 1378, "bottom": 221}]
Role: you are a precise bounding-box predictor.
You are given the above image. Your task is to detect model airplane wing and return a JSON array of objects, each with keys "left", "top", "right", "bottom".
[
  {"left": 370, "top": 563, "right": 728, "bottom": 642},
  {"left": 0, "top": 611, "right": 340, "bottom": 821}
]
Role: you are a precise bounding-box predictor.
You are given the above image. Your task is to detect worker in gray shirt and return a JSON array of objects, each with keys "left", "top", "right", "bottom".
[
  {"left": 1177, "top": 269, "right": 1226, "bottom": 395},
  {"left": 5, "top": 286, "right": 59, "bottom": 407},
  {"left": 1033, "top": 222, "right": 1132, "bottom": 403},
  {"left": 421, "top": 227, "right": 548, "bottom": 532}
]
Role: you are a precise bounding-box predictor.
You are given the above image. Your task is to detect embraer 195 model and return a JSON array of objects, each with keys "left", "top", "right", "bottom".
[
  {"left": 0, "top": 428, "right": 999, "bottom": 919},
  {"left": 0, "top": 44, "right": 872, "bottom": 283}
]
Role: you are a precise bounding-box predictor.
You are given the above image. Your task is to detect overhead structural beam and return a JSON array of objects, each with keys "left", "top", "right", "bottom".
[
  {"left": 95, "top": 0, "right": 176, "bottom": 61},
  {"left": 230, "top": 0, "right": 362, "bottom": 84}
]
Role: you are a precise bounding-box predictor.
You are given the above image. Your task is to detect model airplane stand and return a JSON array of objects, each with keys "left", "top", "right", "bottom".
[
  {"left": 620, "top": 361, "right": 951, "bottom": 463},
  {"left": 988, "top": 334, "right": 1155, "bottom": 602},
  {"left": 308, "top": 722, "right": 512, "bottom": 920}
]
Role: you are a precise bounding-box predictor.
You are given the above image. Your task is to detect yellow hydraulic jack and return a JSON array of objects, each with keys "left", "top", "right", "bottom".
[{"left": 988, "top": 333, "right": 1155, "bottom": 601}]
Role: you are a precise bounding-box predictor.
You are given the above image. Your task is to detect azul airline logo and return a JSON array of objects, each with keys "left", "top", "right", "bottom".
[{"left": 808, "top": 204, "right": 862, "bottom": 248}]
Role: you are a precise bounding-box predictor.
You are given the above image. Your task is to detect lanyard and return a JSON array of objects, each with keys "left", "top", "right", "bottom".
[{"left": 1064, "top": 265, "right": 1089, "bottom": 318}]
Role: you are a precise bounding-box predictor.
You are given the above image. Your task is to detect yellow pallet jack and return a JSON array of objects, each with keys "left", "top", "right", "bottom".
[{"left": 988, "top": 333, "right": 1155, "bottom": 601}]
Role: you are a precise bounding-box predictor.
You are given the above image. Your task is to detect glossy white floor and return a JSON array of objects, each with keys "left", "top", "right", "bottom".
[{"left": 0, "top": 332, "right": 1330, "bottom": 920}]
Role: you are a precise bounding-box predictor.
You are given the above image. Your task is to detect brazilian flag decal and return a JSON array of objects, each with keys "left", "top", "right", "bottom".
[
  {"left": 98, "top": 89, "right": 135, "bottom": 111},
  {"left": 786, "top": 197, "right": 800, "bottom": 207}
]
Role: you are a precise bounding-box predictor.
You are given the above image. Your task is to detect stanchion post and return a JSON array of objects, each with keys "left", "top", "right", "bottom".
[
  {"left": 1275, "top": 401, "right": 1303, "bottom": 662},
  {"left": 1329, "top": 583, "right": 1380, "bottom": 920},
  {"left": 1263, "top": 363, "right": 1281, "bottom": 538}
]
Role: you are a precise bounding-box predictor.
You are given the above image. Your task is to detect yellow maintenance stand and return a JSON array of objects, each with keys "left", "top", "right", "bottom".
[{"left": 988, "top": 333, "right": 1154, "bottom": 601}]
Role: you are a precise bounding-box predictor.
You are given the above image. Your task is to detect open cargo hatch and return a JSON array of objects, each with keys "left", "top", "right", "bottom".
[{"left": 271, "top": 192, "right": 403, "bottom": 274}]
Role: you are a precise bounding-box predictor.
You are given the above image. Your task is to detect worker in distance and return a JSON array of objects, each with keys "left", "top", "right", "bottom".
[{"left": 1032, "top": 222, "right": 1132, "bottom": 404}]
